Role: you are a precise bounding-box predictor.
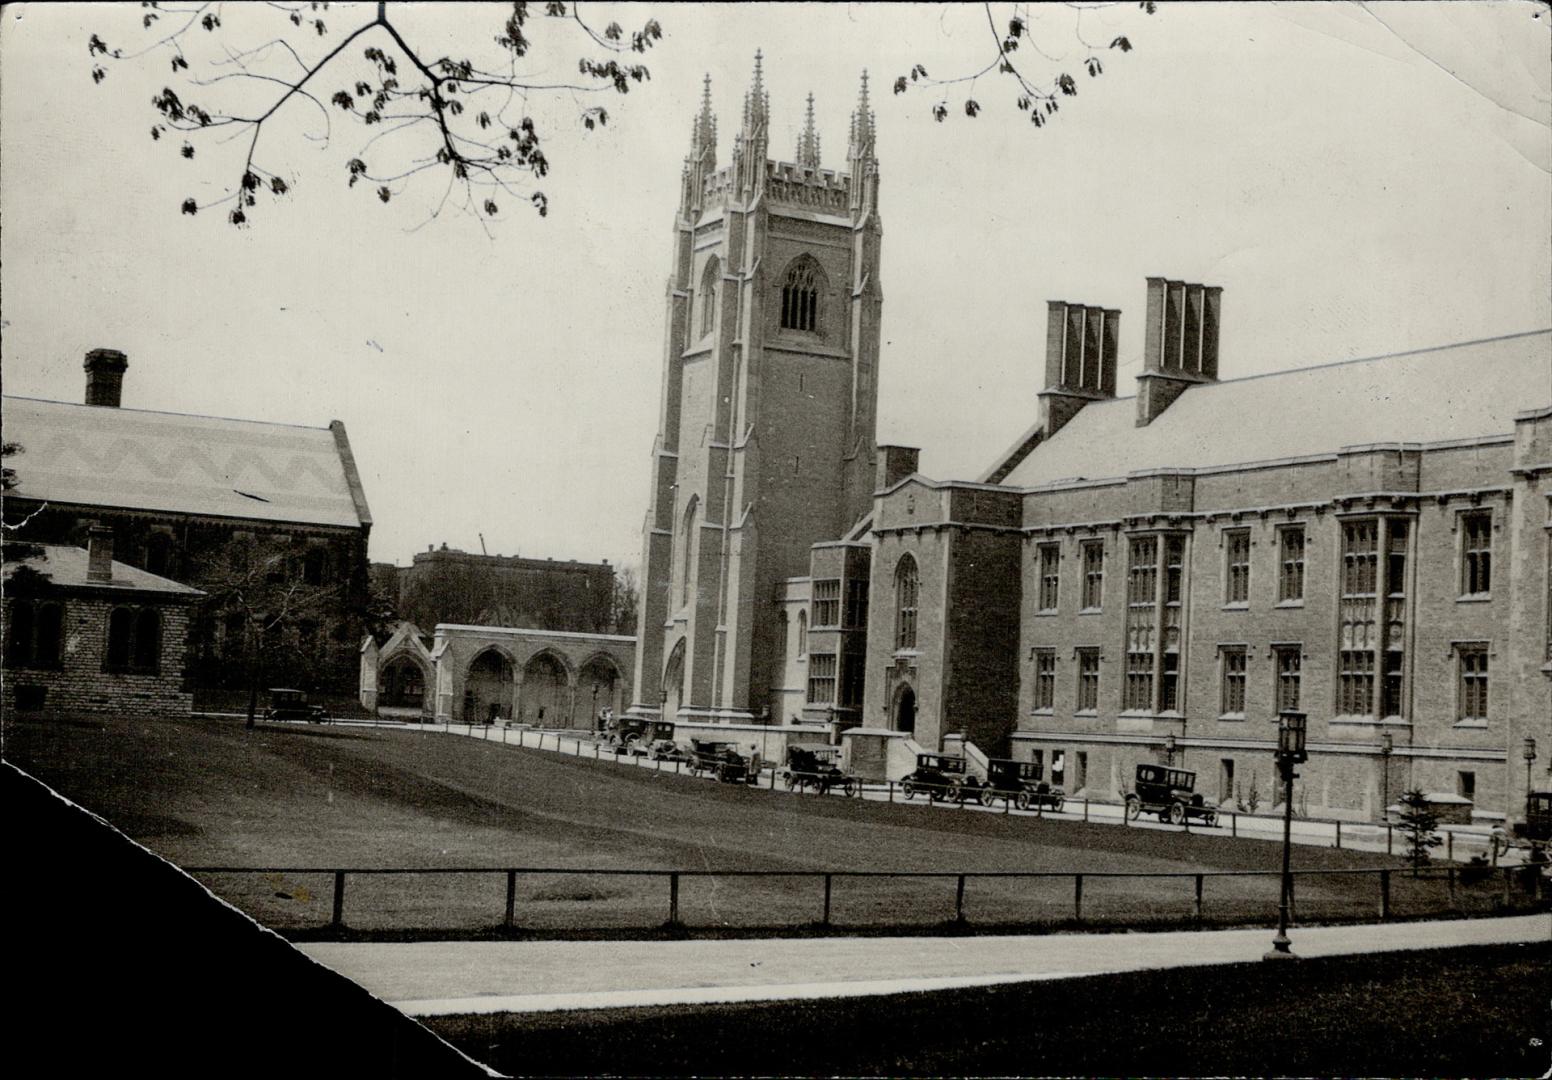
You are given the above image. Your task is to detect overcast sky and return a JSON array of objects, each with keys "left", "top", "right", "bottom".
[{"left": 2, "top": 2, "right": 1548, "bottom": 570}]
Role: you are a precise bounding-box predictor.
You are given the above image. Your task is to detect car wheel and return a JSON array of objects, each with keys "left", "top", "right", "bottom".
[
  {"left": 1124, "top": 796, "right": 1141, "bottom": 821},
  {"left": 1015, "top": 790, "right": 1031, "bottom": 812},
  {"left": 978, "top": 786, "right": 995, "bottom": 808},
  {"left": 902, "top": 780, "right": 917, "bottom": 800},
  {"left": 843, "top": 778, "right": 858, "bottom": 798},
  {"left": 1204, "top": 809, "right": 1220, "bottom": 828},
  {"left": 783, "top": 772, "right": 795, "bottom": 791},
  {"left": 1167, "top": 801, "right": 1186, "bottom": 826}
]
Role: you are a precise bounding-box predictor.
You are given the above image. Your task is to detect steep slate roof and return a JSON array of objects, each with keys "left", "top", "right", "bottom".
[
  {"left": 2, "top": 397, "right": 371, "bottom": 528},
  {"left": 3, "top": 545, "right": 203, "bottom": 596},
  {"left": 995, "top": 330, "right": 1552, "bottom": 489}
]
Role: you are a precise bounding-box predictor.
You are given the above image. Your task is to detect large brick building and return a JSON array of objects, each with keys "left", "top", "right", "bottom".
[
  {"left": 382, "top": 544, "right": 615, "bottom": 636},
  {"left": 629, "top": 66, "right": 1550, "bottom": 827},
  {"left": 788, "top": 282, "right": 1549, "bottom": 825},
  {"left": 3, "top": 350, "right": 373, "bottom": 696},
  {"left": 629, "top": 59, "right": 883, "bottom": 725}
]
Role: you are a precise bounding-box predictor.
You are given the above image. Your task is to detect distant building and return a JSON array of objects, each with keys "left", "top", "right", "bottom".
[
  {"left": 2, "top": 350, "right": 373, "bottom": 696},
  {"left": 3, "top": 528, "right": 203, "bottom": 717},
  {"left": 381, "top": 544, "right": 615, "bottom": 636}
]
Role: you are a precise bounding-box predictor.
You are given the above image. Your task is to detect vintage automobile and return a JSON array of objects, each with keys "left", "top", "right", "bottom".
[
  {"left": 1491, "top": 791, "right": 1552, "bottom": 860},
  {"left": 263, "top": 687, "right": 328, "bottom": 724},
  {"left": 646, "top": 738, "right": 691, "bottom": 763},
  {"left": 985, "top": 758, "right": 1065, "bottom": 812},
  {"left": 1124, "top": 763, "right": 1220, "bottom": 826},
  {"left": 900, "top": 753, "right": 970, "bottom": 802},
  {"left": 689, "top": 739, "right": 758, "bottom": 784},
  {"left": 781, "top": 744, "right": 858, "bottom": 797}
]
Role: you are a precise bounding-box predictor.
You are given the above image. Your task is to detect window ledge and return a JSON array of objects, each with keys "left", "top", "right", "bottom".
[
  {"left": 1032, "top": 707, "right": 1055, "bottom": 716},
  {"left": 1217, "top": 713, "right": 1247, "bottom": 722},
  {"left": 1074, "top": 709, "right": 1098, "bottom": 717},
  {"left": 1221, "top": 602, "right": 1249, "bottom": 612},
  {"left": 1452, "top": 719, "right": 1490, "bottom": 730},
  {"left": 1455, "top": 594, "right": 1492, "bottom": 604},
  {"left": 1156, "top": 710, "right": 1184, "bottom": 720},
  {"left": 1078, "top": 607, "right": 1103, "bottom": 616},
  {"left": 1274, "top": 600, "right": 1305, "bottom": 610},
  {"left": 1035, "top": 609, "right": 1058, "bottom": 617}
]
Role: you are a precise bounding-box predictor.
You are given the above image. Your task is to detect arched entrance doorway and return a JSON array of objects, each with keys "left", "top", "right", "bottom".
[
  {"left": 465, "top": 649, "right": 514, "bottom": 723},
  {"left": 522, "top": 651, "right": 571, "bottom": 727},
  {"left": 893, "top": 684, "right": 916, "bottom": 735},
  {"left": 577, "top": 654, "right": 622, "bottom": 730},
  {"left": 379, "top": 656, "right": 428, "bottom": 711},
  {"left": 661, "top": 640, "right": 686, "bottom": 724}
]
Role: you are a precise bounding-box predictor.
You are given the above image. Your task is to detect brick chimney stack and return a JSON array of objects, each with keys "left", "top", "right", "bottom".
[
  {"left": 1136, "top": 278, "right": 1222, "bottom": 426},
  {"left": 1038, "top": 300, "right": 1120, "bottom": 439},
  {"left": 86, "top": 523, "right": 114, "bottom": 583},
  {"left": 84, "top": 349, "right": 129, "bottom": 407}
]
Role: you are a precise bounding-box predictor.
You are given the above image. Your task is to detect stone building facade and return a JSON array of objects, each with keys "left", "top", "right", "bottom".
[
  {"left": 358, "top": 622, "right": 633, "bottom": 727},
  {"left": 629, "top": 59, "right": 883, "bottom": 724},
  {"left": 822, "top": 281, "right": 1549, "bottom": 824},
  {"left": 3, "top": 351, "right": 373, "bottom": 696},
  {"left": 3, "top": 530, "right": 202, "bottom": 717}
]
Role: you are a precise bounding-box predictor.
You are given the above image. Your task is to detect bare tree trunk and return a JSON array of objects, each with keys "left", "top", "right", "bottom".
[{"left": 245, "top": 627, "right": 260, "bottom": 729}]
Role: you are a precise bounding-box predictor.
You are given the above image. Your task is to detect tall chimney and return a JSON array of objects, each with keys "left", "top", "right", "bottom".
[
  {"left": 1039, "top": 300, "right": 1120, "bottom": 439},
  {"left": 1136, "top": 278, "right": 1222, "bottom": 426},
  {"left": 86, "top": 523, "right": 114, "bottom": 583},
  {"left": 84, "top": 349, "right": 128, "bottom": 407}
]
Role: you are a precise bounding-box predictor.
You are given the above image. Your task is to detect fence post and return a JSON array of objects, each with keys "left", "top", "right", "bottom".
[
  {"left": 502, "top": 726, "right": 507, "bottom": 745},
  {"left": 888, "top": 781, "right": 894, "bottom": 804},
  {"left": 770, "top": 767, "right": 776, "bottom": 790},
  {"left": 1073, "top": 874, "right": 1083, "bottom": 922},
  {"left": 669, "top": 872, "right": 680, "bottom": 926},
  {"left": 1447, "top": 866, "right": 1457, "bottom": 909},
  {"left": 504, "top": 870, "right": 517, "bottom": 929},
  {"left": 1004, "top": 794, "right": 1010, "bottom": 816},
  {"left": 1379, "top": 869, "right": 1390, "bottom": 919},
  {"left": 1447, "top": 831, "right": 1454, "bottom": 862},
  {"left": 1501, "top": 866, "right": 1512, "bottom": 906},
  {"left": 822, "top": 874, "right": 832, "bottom": 927},
  {"left": 1335, "top": 820, "right": 1342, "bottom": 849},
  {"left": 1386, "top": 823, "right": 1393, "bottom": 855},
  {"left": 331, "top": 871, "right": 346, "bottom": 931},
  {"left": 1231, "top": 812, "right": 1237, "bottom": 838},
  {"left": 1194, "top": 873, "right": 1204, "bottom": 922},
  {"left": 955, "top": 874, "right": 967, "bottom": 923},
  {"left": 1083, "top": 798, "right": 1089, "bottom": 823}
]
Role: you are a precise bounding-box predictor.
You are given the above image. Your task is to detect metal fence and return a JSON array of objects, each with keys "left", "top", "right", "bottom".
[{"left": 185, "top": 861, "right": 1545, "bottom": 938}]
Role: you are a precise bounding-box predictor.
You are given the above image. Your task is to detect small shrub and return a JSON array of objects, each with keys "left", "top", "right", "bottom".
[{"left": 1398, "top": 788, "right": 1442, "bottom": 870}]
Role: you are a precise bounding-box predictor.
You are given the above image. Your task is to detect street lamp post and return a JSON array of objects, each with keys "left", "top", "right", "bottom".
[
  {"left": 1264, "top": 710, "right": 1308, "bottom": 961},
  {"left": 1163, "top": 733, "right": 1176, "bottom": 767},
  {"left": 1525, "top": 737, "right": 1539, "bottom": 814},
  {"left": 1379, "top": 732, "right": 1393, "bottom": 822}
]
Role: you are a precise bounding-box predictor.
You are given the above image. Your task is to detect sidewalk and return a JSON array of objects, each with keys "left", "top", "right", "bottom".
[{"left": 299, "top": 912, "right": 1550, "bottom": 1017}]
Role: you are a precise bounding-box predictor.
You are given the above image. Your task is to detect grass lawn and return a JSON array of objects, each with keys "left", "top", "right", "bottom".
[
  {"left": 428, "top": 941, "right": 1552, "bottom": 1077},
  {"left": 4, "top": 711, "right": 1531, "bottom": 936}
]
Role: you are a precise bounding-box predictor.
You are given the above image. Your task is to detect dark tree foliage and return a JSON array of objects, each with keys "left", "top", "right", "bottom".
[
  {"left": 894, "top": 2, "right": 1156, "bottom": 129},
  {"left": 1397, "top": 788, "right": 1443, "bottom": 870},
  {"left": 90, "top": 1, "right": 663, "bottom": 226}
]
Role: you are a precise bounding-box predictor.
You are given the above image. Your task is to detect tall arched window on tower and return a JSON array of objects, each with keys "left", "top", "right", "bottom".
[
  {"left": 699, "top": 257, "right": 720, "bottom": 339},
  {"left": 894, "top": 555, "right": 919, "bottom": 651},
  {"left": 679, "top": 496, "right": 699, "bottom": 608},
  {"left": 780, "top": 257, "right": 821, "bottom": 332}
]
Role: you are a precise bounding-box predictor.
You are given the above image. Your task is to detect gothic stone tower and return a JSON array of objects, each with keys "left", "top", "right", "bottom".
[{"left": 631, "top": 57, "right": 883, "bottom": 723}]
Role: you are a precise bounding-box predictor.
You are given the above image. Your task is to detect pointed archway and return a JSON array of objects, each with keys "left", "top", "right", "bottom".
[
  {"left": 466, "top": 648, "right": 515, "bottom": 724},
  {"left": 892, "top": 684, "right": 916, "bottom": 735},
  {"left": 661, "top": 639, "right": 686, "bottom": 724}
]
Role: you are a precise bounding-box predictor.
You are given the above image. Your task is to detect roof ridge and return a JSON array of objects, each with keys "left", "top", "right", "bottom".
[
  {"left": 1205, "top": 327, "right": 1552, "bottom": 390},
  {"left": 1, "top": 395, "right": 336, "bottom": 433}
]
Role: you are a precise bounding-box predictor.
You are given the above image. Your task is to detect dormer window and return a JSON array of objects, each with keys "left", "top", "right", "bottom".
[{"left": 780, "top": 259, "right": 820, "bottom": 331}]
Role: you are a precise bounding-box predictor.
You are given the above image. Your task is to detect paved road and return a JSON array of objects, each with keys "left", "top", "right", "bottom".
[
  {"left": 300, "top": 912, "right": 1550, "bottom": 1017},
  {"left": 375, "top": 719, "right": 1515, "bottom": 864}
]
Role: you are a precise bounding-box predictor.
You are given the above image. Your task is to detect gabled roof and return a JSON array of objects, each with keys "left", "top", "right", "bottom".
[
  {"left": 995, "top": 330, "right": 1552, "bottom": 489},
  {"left": 2, "top": 397, "right": 371, "bottom": 528},
  {"left": 3, "top": 545, "right": 203, "bottom": 597}
]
